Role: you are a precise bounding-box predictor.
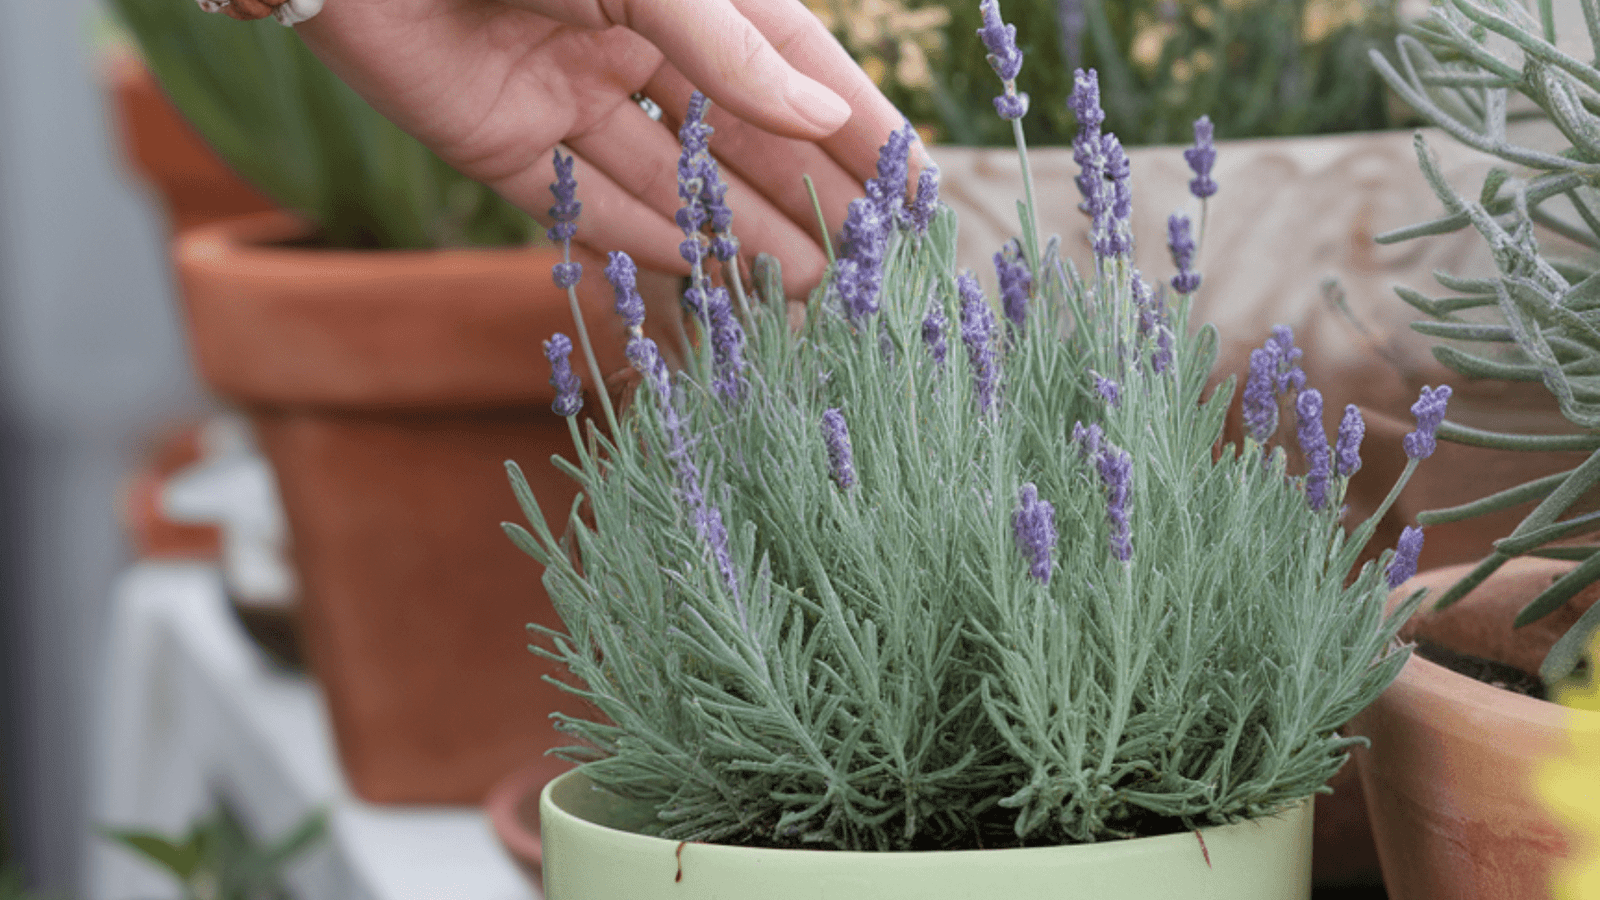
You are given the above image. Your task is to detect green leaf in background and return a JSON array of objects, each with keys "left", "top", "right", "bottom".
[
  {"left": 104, "top": 0, "right": 535, "bottom": 250},
  {"left": 103, "top": 802, "right": 327, "bottom": 900}
]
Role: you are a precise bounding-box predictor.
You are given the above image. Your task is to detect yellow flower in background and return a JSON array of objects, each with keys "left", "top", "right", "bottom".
[{"left": 1540, "top": 631, "right": 1600, "bottom": 900}]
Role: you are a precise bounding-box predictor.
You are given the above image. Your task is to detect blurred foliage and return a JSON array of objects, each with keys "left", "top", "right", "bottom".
[
  {"left": 106, "top": 0, "right": 535, "bottom": 249},
  {"left": 103, "top": 802, "right": 326, "bottom": 900},
  {"left": 808, "top": 0, "right": 1410, "bottom": 146}
]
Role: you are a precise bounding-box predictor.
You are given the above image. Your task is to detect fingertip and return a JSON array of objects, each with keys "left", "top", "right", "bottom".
[{"left": 785, "top": 75, "right": 852, "bottom": 136}]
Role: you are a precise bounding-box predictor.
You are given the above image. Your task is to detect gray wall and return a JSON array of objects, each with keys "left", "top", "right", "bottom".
[{"left": 0, "top": 0, "right": 206, "bottom": 891}]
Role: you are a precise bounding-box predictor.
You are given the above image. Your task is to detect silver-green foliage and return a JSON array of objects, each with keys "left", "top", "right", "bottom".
[
  {"left": 1369, "top": 0, "right": 1600, "bottom": 682},
  {"left": 107, "top": 0, "right": 533, "bottom": 250},
  {"left": 505, "top": 136, "right": 1420, "bottom": 849}
]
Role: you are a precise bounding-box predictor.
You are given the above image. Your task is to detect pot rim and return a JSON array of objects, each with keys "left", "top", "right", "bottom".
[{"left": 538, "top": 767, "right": 1311, "bottom": 861}]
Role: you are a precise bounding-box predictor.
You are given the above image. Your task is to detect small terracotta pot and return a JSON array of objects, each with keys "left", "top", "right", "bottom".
[
  {"left": 117, "top": 422, "right": 223, "bottom": 559},
  {"left": 1349, "top": 557, "right": 1600, "bottom": 900},
  {"left": 102, "top": 52, "right": 276, "bottom": 231},
  {"left": 486, "top": 755, "right": 575, "bottom": 885},
  {"left": 173, "top": 211, "right": 675, "bottom": 803}
]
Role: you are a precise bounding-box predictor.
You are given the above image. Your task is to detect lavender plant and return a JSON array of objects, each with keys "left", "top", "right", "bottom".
[
  {"left": 1368, "top": 0, "right": 1600, "bottom": 684},
  {"left": 505, "top": 3, "right": 1435, "bottom": 851}
]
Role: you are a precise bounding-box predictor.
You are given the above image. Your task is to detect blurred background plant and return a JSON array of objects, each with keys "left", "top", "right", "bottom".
[
  {"left": 105, "top": 0, "right": 535, "bottom": 249},
  {"left": 103, "top": 803, "right": 325, "bottom": 900},
  {"left": 806, "top": 0, "right": 1410, "bottom": 146},
  {"left": 1370, "top": 0, "right": 1600, "bottom": 684}
]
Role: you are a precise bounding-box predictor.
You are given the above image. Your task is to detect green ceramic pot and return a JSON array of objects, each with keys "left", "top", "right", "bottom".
[{"left": 539, "top": 770, "right": 1314, "bottom": 899}]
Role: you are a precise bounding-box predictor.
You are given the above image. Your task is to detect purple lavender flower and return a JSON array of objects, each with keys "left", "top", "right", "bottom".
[
  {"left": 1403, "top": 385, "right": 1452, "bottom": 460},
  {"left": 994, "top": 93, "right": 1030, "bottom": 121},
  {"left": 1094, "top": 372, "right": 1121, "bottom": 408},
  {"left": 822, "top": 408, "right": 857, "bottom": 490},
  {"left": 909, "top": 166, "right": 940, "bottom": 236},
  {"left": 1152, "top": 326, "right": 1174, "bottom": 375},
  {"left": 1296, "top": 389, "right": 1331, "bottom": 511},
  {"left": 978, "top": 0, "right": 1023, "bottom": 81},
  {"left": 1013, "top": 482, "right": 1057, "bottom": 583},
  {"left": 547, "top": 149, "right": 581, "bottom": 244},
  {"left": 1095, "top": 134, "right": 1133, "bottom": 258},
  {"left": 1242, "top": 347, "right": 1280, "bottom": 443},
  {"left": 627, "top": 334, "right": 671, "bottom": 406},
  {"left": 545, "top": 333, "right": 582, "bottom": 417},
  {"left": 1096, "top": 443, "right": 1133, "bottom": 562},
  {"left": 922, "top": 295, "right": 949, "bottom": 367},
  {"left": 1070, "top": 70, "right": 1108, "bottom": 223},
  {"left": 1058, "top": 0, "right": 1085, "bottom": 74},
  {"left": 836, "top": 198, "right": 891, "bottom": 322},
  {"left": 605, "top": 251, "right": 645, "bottom": 331},
  {"left": 1168, "top": 213, "right": 1200, "bottom": 295},
  {"left": 627, "top": 328, "right": 740, "bottom": 600},
  {"left": 705, "top": 286, "right": 746, "bottom": 402},
  {"left": 1184, "top": 115, "right": 1218, "bottom": 200},
  {"left": 1386, "top": 525, "right": 1425, "bottom": 589},
  {"left": 552, "top": 261, "right": 582, "bottom": 290},
  {"left": 1336, "top": 404, "right": 1365, "bottom": 477},
  {"left": 1069, "top": 68, "right": 1105, "bottom": 136},
  {"left": 995, "top": 239, "right": 1033, "bottom": 332},
  {"left": 1072, "top": 421, "right": 1103, "bottom": 459},
  {"left": 677, "top": 93, "right": 713, "bottom": 206},
  {"left": 1266, "top": 325, "right": 1306, "bottom": 394},
  {"left": 869, "top": 124, "right": 914, "bottom": 213},
  {"left": 958, "top": 271, "right": 1000, "bottom": 415}
]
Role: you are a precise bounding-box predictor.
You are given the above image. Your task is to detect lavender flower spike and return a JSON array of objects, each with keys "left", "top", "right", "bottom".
[
  {"left": 1093, "top": 371, "right": 1121, "bottom": 408},
  {"left": 1242, "top": 347, "right": 1279, "bottom": 443},
  {"left": 1387, "top": 525, "right": 1425, "bottom": 589},
  {"left": 1267, "top": 325, "right": 1306, "bottom": 394},
  {"left": 1097, "top": 444, "right": 1133, "bottom": 562},
  {"left": 822, "top": 409, "right": 857, "bottom": 491},
  {"left": 705, "top": 286, "right": 747, "bottom": 402},
  {"left": 1336, "top": 404, "right": 1365, "bottom": 477},
  {"left": 1185, "top": 115, "right": 1218, "bottom": 200},
  {"left": 548, "top": 149, "right": 583, "bottom": 289},
  {"left": 1013, "top": 483, "right": 1057, "bottom": 584},
  {"left": 922, "top": 294, "right": 949, "bottom": 368},
  {"left": 547, "top": 149, "right": 581, "bottom": 244},
  {"left": 1070, "top": 69, "right": 1108, "bottom": 220},
  {"left": 1096, "top": 133, "right": 1133, "bottom": 258},
  {"left": 1403, "top": 385, "right": 1452, "bottom": 460},
  {"left": 978, "top": 0, "right": 1028, "bottom": 120},
  {"left": 605, "top": 251, "right": 645, "bottom": 331},
  {"left": 958, "top": 271, "right": 1000, "bottom": 414},
  {"left": 1296, "top": 389, "right": 1331, "bottom": 511},
  {"left": 978, "top": 0, "right": 1022, "bottom": 80},
  {"left": 545, "top": 333, "right": 582, "bottom": 417},
  {"left": 909, "top": 166, "right": 940, "bottom": 236},
  {"left": 1168, "top": 213, "right": 1200, "bottom": 295},
  {"left": 995, "top": 239, "right": 1033, "bottom": 332}
]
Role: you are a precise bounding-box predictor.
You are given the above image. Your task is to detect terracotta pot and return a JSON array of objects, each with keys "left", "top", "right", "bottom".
[
  {"left": 172, "top": 210, "right": 675, "bottom": 803},
  {"left": 102, "top": 52, "right": 277, "bottom": 231},
  {"left": 117, "top": 422, "right": 223, "bottom": 559},
  {"left": 1349, "top": 557, "right": 1600, "bottom": 900},
  {"left": 486, "top": 755, "right": 575, "bottom": 885}
]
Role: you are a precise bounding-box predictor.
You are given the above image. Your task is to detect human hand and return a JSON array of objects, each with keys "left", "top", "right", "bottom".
[{"left": 258, "top": 0, "right": 919, "bottom": 294}]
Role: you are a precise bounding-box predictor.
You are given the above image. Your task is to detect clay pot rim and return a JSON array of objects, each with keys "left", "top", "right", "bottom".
[
  {"left": 175, "top": 210, "right": 558, "bottom": 267},
  {"left": 487, "top": 756, "right": 574, "bottom": 873},
  {"left": 1390, "top": 648, "right": 1592, "bottom": 731}
]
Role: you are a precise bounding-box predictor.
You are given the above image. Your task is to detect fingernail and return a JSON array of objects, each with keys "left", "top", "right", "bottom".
[{"left": 787, "top": 76, "right": 852, "bottom": 133}]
